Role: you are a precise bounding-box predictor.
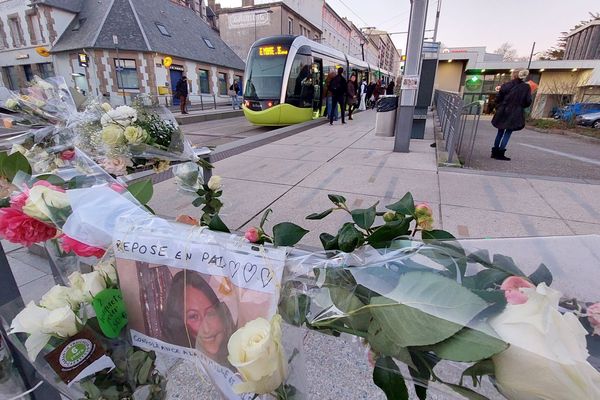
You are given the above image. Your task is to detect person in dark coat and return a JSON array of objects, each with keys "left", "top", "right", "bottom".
[
  {"left": 175, "top": 76, "right": 189, "bottom": 114},
  {"left": 346, "top": 74, "right": 358, "bottom": 120},
  {"left": 491, "top": 69, "right": 532, "bottom": 160},
  {"left": 328, "top": 67, "right": 347, "bottom": 125},
  {"left": 386, "top": 80, "right": 396, "bottom": 95},
  {"left": 366, "top": 82, "right": 375, "bottom": 108}
]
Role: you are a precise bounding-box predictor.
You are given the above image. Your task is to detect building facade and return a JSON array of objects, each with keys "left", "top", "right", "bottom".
[
  {"left": 564, "top": 19, "right": 600, "bottom": 60},
  {"left": 0, "top": 0, "right": 73, "bottom": 90},
  {"left": 0, "top": 0, "right": 245, "bottom": 106},
  {"left": 434, "top": 46, "right": 600, "bottom": 117},
  {"left": 215, "top": 2, "right": 322, "bottom": 61},
  {"left": 342, "top": 18, "right": 367, "bottom": 61},
  {"left": 362, "top": 29, "right": 401, "bottom": 75},
  {"left": 321, "top": 2, "right": 350, "bottom": 54}
]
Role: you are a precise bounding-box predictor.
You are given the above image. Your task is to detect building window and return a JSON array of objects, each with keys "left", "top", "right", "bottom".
[
  {"left": 285, "top": 53, "right": 313, "bottom": 108},
  {"left": 2, "top": 66, "right": 18, "bottom": 90},
  {"left": 0, "top": 20, "right": 8, "bottom": 49},
  {"left": 203, "top": 37, "right": 215, "bottom": 49},
  {"left": 27, "top": 12, "right": 43, "bottom": 44},
  {"left": 288, "top": 18, "right": 293, "bottom": 34},
  {"left": 218, "top": 72, "right": 227, "bottom": 95},
  {"left": 8, "top": 16, "right": 25, "bottom": 47},
  {"left": 114, "top": 58, "right": 139, "bottom": 89},
  {"left": 38, "top": 62, "right": 54, "bottom": 79},
  {"left": 155, "top": 23, "right": 170, "bottom": 36},
  {"left": 198, "top": 69, "right": 210, "bottom": 93},
  {"left": 23, "top": 65, "right": 34, "bottom": 82}
]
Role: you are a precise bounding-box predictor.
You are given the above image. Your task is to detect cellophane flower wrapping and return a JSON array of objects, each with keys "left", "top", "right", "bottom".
[{"left": 280, "top": 236, "right": 600, "bottom": 399}]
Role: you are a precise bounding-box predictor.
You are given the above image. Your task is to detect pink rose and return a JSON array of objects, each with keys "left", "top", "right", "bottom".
[
  {"left": 109, "top": 183, "right": 127, "bottom": 193},
  {"left": 100, "top": 157, "right": 132, "bottom": 176},
  {"left": 415, "top": 203, "right": 433, "bottom": 216},
  {"left": 588, "top": 303, "right": 600, "bottom": 336},
  {"left": 0, "top": 208, "right": 57, "bottom": 247},
  {"left": 10, "top": 180, "right": 65, "bottom": 211},
  {"left": 415, "top": 203, "right": 434, "bottom": 230},
  {"left": 245, "top": 227, "right": 261, "bottom": 243},
  {"left": 59, "top": 149, "right": 75, "bottom": 161},
  {"left": 61, "top": 235, "right": 106, "bottom": 258},
  {"left": 500, "top": 276, "right": 535, "bottom": 305},
  {"left": 31, "top": 180, "right": 65, "bottom": 193}
]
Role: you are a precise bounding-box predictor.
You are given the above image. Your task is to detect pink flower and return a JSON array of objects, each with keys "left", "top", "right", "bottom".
[
  {"left": 0, "top": 208, "right": 57, "bottom": 247},
  {"left": 59, "top": 149, "right": 75, "bottom": 161},
  {"left": 500, "top": 276, "right": 535, "bottom": 305},
  {"left": 100, "top": 157, "right": 133, "bottom": 176},
  {"left": 245, "top": 227, "right": 261, "bottom": 243},
  {"left": 109, "top": 183, "right": 127, "bottom": 193},
  {"left": 415, "top": 203, "right": 434, "bottom": 230},
  {"left": 176, "top": 214, "right": 199, "bottom": 226},
  {"left": 10, "top": 180, "right": 65, "bottom": 211},
  {"left": 415, "top": 203, "right": 433, "bottom": 216},
  {"left": 61, "top": 235, "right": 105, "bottom": 258},
  {"left": 588, "top": 303, "right": 600, "bottom": 336},
  {"left": 31, "top": 180, "right": 65, "bottom": 193}
]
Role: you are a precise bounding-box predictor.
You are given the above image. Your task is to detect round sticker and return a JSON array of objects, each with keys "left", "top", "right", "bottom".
[{"left": 59, "top": 339, "right": 93, "bottom": 368}]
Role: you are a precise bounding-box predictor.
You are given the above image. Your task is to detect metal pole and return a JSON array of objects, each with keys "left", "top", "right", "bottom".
[
  {"left": 115, "top": 45, "right": 126, "bottom": 105},
  {"left": 432, "top": 0, "right": 442, "bottom": 43},
  {"left": 527, "top": 41, "right": 536, "bottom": 69},
  {"left": 393, "top": 0, "right": 428, "bottom": 153},
  {"left": 254, "top": 14, "right": 257, "bottom": 42},
  {"left": 360, "top": 43, "right": 365, "bottom": 61}
]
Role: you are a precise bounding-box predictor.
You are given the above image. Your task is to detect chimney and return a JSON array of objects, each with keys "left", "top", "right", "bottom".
[{"left": 242, "top": 0, "right": 254, "bottom": 6}]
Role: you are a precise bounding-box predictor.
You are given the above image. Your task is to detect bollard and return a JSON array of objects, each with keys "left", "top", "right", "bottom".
[
  {"left": 213, "top": 95, "right": 217, "bottom": 110},
  {"left": 200, "top": 95, "right": 204, "bottom": 111}
]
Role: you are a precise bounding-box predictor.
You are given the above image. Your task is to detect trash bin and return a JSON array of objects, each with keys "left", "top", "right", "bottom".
[{"left": 375, "top": 95, "right": 398, "bottom": 136}]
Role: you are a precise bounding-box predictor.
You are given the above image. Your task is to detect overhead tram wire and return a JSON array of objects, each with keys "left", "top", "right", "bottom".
[{"left": 334, "top": 0, "right": 370, "bottom": 27}]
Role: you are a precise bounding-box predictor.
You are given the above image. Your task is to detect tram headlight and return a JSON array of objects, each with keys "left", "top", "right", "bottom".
[{"left": 265, "top": 100, "right": 279, "bottom": 109}]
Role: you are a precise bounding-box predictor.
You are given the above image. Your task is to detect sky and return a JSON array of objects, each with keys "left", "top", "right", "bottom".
[{"left": 215, "top": 0, "right": 599, "bottom": 57}]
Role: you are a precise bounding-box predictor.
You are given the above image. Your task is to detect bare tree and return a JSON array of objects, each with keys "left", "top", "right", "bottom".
[
  {"left": 494, "top": 42, "right": 518, "bottom": 61},
  {"left": 540, "top": 78, "right": 580, "bottom": 124}
]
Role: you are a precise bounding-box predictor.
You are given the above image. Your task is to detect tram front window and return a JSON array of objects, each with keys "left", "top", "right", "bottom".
[{"left": 244, "top": 46, "right": 288, "bottom": 100}]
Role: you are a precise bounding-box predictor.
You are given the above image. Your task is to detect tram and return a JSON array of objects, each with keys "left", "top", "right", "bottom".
[{"left": 242, "top": 35, "right": 395, "bottom": 126}]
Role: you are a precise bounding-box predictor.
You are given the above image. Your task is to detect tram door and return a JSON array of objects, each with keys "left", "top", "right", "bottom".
[{"left": 312, "top": 59, "right": 323, "bottom": 118}]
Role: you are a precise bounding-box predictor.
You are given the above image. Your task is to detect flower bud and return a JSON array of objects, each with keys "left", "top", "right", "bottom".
[
  {"left": 382, "top": 211, "right": 396, "bottom": 222},
  {"left": 245, "top": 227, "right": 262, "bottom": 243},
  {"left": 207, "top": 175, "right": 222, "bottom": 191}
]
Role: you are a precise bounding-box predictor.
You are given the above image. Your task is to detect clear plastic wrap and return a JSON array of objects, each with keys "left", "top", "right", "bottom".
[{"left": 280, "top": 236, "right": 600, "bottom": 399}]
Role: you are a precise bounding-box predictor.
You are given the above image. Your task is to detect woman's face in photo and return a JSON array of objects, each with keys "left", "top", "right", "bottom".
[{"left": 185, "top": 285, "right": 225, "bottom": 358}]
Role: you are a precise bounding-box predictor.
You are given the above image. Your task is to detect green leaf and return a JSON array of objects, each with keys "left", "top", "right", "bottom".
[
  {"left": 1, "top": 152, "right": 32, "bottom": 181},
  {"left": 463, "top": 269, "right": 509, "bottom": 290},
  {"left": 279, "top": 292, "right": 310, "bottom": 326},
  {"left": 351, "top": 205, "right": 377, "bottom": 230},
  {"left": 461, "top": 359, "right": 495, "bottom": 387},
  {"left": 260, "top": 208, "right": 272, "bottom": 228},
  {"left": 35, "top": 174, "right": 66, "bottom": 186},
  {"left": 319, "top": 232, "right": 339, "bottom": 251},
  {"left": 367, "top": 218, "right": 412, "bottom": 247},
  {"left": 192, "top": 197, "right": 205, "bottom": 207},
  {"left": 368, "top": 320, "right": 413, "bottom": 365},
  {"left": 408, "top": 352, "right": 432, "bottom": 400},
  {"left": 306, "top": 208, "right": 333, "bottom": 220},
  {"left": 428, "top": 324, "right": 508, "bottom": 362},
  {"left": 337, "top": 222, "right": 364, "bottom": 252},
  {"left": 328, "top": 287, "right": 370, "bottom": 332},
  {"left": 528, "top": 262, "right": 553, "bottom": 286},
  {"left": 491, "top": 254, "right": 525, "bottom": 276},
  {"left": 273, "top": 222, "right": 309, "bottom": 246},
  {"left": 137, "top": 356, "right": 153, "bottom": 385},
  {"left": 0, "top": 197, "right": 10, "bottom": 208},
  {"left": 385, "top": 193, "right": 415, "bottom": 215},
  {"left": 327, "top": 194, "right": 347, "bottom": 206},
  {"left": 127, "top": 179, "right": 153, "bottom": 205},
  {"left": 373, "top": 357, "right": 409, "bottom": 400},
  {"left": 369, "top": 271, "right": 488, "bottom": 347},
  {"left": 208, "top": 214, "right": 230, "bottom": 233},
  {"left": 81, "top": 380, "right": 102, "bottom": 399},
  {"left": 445, "top": 383, "right": 491, "bottom": 400},
  {"left": 467, "top": 249, "right": 492, "bottom": 266},
  {"left": 421, "top": 229, "right": 456, "bottom": 241}
]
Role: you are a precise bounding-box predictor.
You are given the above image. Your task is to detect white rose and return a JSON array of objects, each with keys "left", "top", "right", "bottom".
[
  {"left": 5, "top": 98, "right": 18, "bottom": 110},
  {"left": 123, "top": 125, "right": 148, "bottom": 144},
  {"left": 43, "top": 306, "right": 79, "bottom": 337},
  {"left": 100, "top": 105, "right": 137, "bottom": 127},
  {"left": 83, "top": 271, "right": 107, "bottom": 298},
  {"left": 68, "top": 271, "right": 107, "bottom": 303},
  {"left": 40, "top": 285, "right": 73, "bottom": 310},
  {"left": 10, "top": 301, "right": 51, "bottom": 360},
  {"left": 490, "top": 283, "right": 600, "bottom": 399},
  {"left": 100, "top": 156, "right": 132, "bottom": 176},
  {"left": 101, "top": 124, "right": 125, "bottom": 145},
  {"left": 228, "top": 314, "right": 287, "bottom": 394},
  {"left": 207, "top": 175, "right": 222, "bottom": 191},
  {"left": 94, "top": 259, "right": 118, "bottom": 284},
  {"left": 22, "top": 184, "right": 70, "bottom": 222},
  {"left": 101, "top": 102, "right": 113, "bottom": 112}
]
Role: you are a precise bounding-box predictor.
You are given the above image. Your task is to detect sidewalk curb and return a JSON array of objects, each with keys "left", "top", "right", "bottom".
[{"left": 175, "top": 110, "right": 243, "bottom": 125}]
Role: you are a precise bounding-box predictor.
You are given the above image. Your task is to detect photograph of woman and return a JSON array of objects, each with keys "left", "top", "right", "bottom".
[{"left": 162, "top": 270, "right": 236, "bottom": 367}]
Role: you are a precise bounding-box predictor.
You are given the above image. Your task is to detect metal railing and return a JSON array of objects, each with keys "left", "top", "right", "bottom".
[{"left": 433, "top": 90, "right": 483, "bottom": 167}]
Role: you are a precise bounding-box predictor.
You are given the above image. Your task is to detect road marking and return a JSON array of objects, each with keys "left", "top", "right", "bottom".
[{"left": 520, "top": 143, "right": 600, "bottom": 166}]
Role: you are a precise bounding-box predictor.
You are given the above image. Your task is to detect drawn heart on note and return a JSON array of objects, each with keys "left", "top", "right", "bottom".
[
  {"left": 229, "top": 261, "right": 241, "bottom": 278},
  {"left": 261, "top": 268, "right": 273, "bottom": 288},
  {"left": 243, "top": 263, "right": 257, "bottom": 283}
]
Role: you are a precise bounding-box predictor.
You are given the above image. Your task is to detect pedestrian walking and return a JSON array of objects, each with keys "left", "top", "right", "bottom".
[
  {"left": 329, "top": 67, "right": 347, "bottom": 125},
  {"left": 325, "top": 70, "right": 339, "bottom": 122},
  {"left": 175, "top": 75, "right": 189, "bottom": 114},
  {"left": 347, "top": 74, "right": 358, "bottom": 120},
  {"left": 229, "top": 80, "right": 241, "bottom": 110},
  {"left": 491, "top": 69, "right": 532, "bottom": 161},
  {"left": 386, "top": 80, "right": 396, "bottom": 95},
  {"left": 366, "top": 81, "right": 375, "bottom": 109},
  {"left": 359, "top": 79, "right": 367, "bottom": 111},
  {"left": 372, "top": 80, "right": 382, "bottom": 110}
]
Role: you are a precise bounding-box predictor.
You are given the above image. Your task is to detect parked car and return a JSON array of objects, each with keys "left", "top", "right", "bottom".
[
  {"left": 576, "top": 111, "right": 600, "bottom": 129},
  {"left": 554, "top": 103, "right": 600, "bottom": 121}
]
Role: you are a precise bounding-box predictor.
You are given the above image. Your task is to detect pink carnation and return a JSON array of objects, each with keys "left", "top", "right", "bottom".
[
  {"left": 61, "top": 235, "right": 106, "bottom": 258},
  {"left": 0, "top": 208, "right": 57, "bottom": 247},
  {"left": 588, "top": 303, "right": 600, "bottom": 336},
  {"left": 500, "top": 276, "right": 535, "bottom": 305},
  {"left": 32, "top": 180, "right": 65, "bottom": 192},
  {"left": 59, "top": 149, "right": 76, "bottom": 161},
  {"left": 245, "top": 227, "right": 261, "bottom": 243}
]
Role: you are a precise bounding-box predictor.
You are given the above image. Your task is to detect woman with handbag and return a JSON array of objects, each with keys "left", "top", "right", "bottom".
[{"left": 346, "top": 74, "right": 358, "bottom": 120}]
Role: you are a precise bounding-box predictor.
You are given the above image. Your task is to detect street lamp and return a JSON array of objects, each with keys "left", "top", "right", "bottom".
[{"left": 254, "top": 10, "right": 273, "bottom": 42}]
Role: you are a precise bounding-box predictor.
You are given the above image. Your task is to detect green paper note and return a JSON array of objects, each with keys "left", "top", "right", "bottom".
[{"left": 92, "top": 288, "right": 128, "bottom": 338}]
